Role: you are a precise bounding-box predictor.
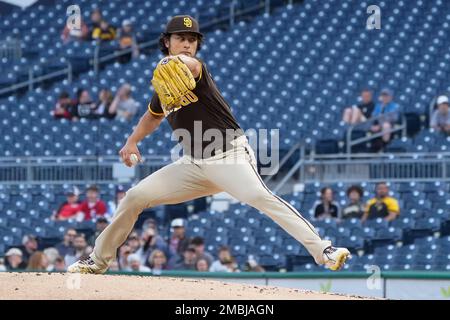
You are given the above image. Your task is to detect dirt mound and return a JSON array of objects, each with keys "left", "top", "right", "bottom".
[{"left": 0, "top": 272, "right": 374, "bottom": 300}]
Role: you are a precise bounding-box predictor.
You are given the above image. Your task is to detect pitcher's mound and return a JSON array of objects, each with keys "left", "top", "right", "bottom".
[{"left": 0, "top": 272, "right": 374, "bottom": 300}]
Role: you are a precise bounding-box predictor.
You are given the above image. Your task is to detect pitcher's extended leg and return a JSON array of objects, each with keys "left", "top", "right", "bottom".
[
  {"left": 201, "top": 147, "right": 331, "bottom": 265},
  {"left": 91, "top": 158, "right": 221, "bottom": 268}
]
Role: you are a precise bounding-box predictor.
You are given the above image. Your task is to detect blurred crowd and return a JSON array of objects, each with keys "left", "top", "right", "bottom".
[
  {"left": 313, "top": 182, "right": 400, "bottom": 222},
  {"left": 342, "top": 88, "right": 449, "bottom": 152},
  {"left": 61, "top": 8, "right": 139, "bottom": 63},
  {"left": 0, "top": 217, "right": 265, "bottom": 274},
  {"left": 0, "top": 181, "right": 399, "bottom": 273},
  {"left": 52, "top": 83, "right": 140, "bottom": 121}
]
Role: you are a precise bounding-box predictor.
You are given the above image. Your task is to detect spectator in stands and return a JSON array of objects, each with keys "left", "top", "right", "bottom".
[
  {"left": 118, "top": 243, "right": 132, "bottom": 270},
  {"left": 88, "top": 217, "right": 109, "bottom": 247},
  {"left": 370, "top": 89, "right": 400, "bottom": 151},
  {"left": 64, "top": 234, "right": 92, "bottom": 266},
  {"left": 109, "top": 260, "right": 120, "bottom": 272},
  {"left": 431, "top": 95, "right": 450, "bottom": 134},
  {"left": 107, "top": 185, "right": 126, "bottom": 216},
  {"left": 61, "top": 17, "right": 89, "bottom": 43},
  {"left": 21, "top": 234, "right": 38, "bottom": 264},
  {"left": 168, "top": 218, "right": 190, "bottom": 256},
  {"left": 190, "top": 237, "right": 214, "bottom": 266},
  {"left": 94, "top": 89, "right": 116, "bottom": 119},
  {"left": 195, "top": 258, "right": 210, "bottom": 272},
  {"left": 117, "top": 19, "right": 139, "bottom": 64},
  {"left": 109, "top": 84, "right": 140, "bottom": 121},
  {"left": 53, "top": 91, "right": 75, "bottom": 120},
  {"left": 362, "top": 182, "right": 400, "bottom": 222},
  {"left": 342, "top": 185, "right": 365, "bottom": 220},
  {"left": 43, "top": 247, "right": 60, "bottom": 271},
  {"left": 79, "top": 185, "right": 107, "bottom": 221},
  {"left": 127, "top": 253, "right": 151, "bottom": 272},
  {"left": 170, "top": 246, "right": 197, "bottom": 270},
  {"left": 88, "top": 8, "right": 103, "bottom": 34},
  {"left": 53, "top": 256, "right": 66, "bottom": 272},
  {"left": 92, "top": 20, "right": 116, "bottom": 42},
  {"left": 147, "top": 249, "right": 168, "bottom": 273},
  {"left": 139, "top": 225, "right": 169, "bottom": 265},
  {"left": 313, "top": 187, "right": 340, "bottom": 220},
  {"left": 210, "top": 246, "right": 234, "bottom": 272},
  {"left": 71, "top": 88, "right": 97, "bottom": 120},
  {"left": 126, "top": 231, "right": 142, "bottom": 255},
  {"left": 27, "top": 251, "right": 49, "bottom": 271},
  {"left": 223, "top": 257, "right": 240, "bottom": 272},
  {"left": 4, "top": 248, "right": 26, "bottom": 271},
  {"left": 342, "top": 89, "right": 375, "bottom": 125},
  {"left": 243, "top": 257, "right": 265, "bottom": 272},
  {"left": 142, "top": 218, "right": 159, "bottom": 232},
  {"left": 55, "top": 228, "right": 77, "bottom": 257},
  {"left": 54, "top": 188, "right": 82, "bottom": 221}
]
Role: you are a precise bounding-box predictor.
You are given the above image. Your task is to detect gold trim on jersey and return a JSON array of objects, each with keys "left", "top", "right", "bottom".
[{"left": 148, "top": 102, "right": 165, "bottom": 116}]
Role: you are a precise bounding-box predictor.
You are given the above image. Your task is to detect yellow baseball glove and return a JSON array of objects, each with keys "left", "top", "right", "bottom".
[{"left": 151, "top": 56, "right": 196, "bottom": 110}]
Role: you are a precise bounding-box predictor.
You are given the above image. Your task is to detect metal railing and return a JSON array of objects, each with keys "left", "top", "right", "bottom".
[
  {"left": 1, "top": 151, "right": 448, "bottom": 186},
  {"left": 0, "top": 155, "right": 170, "bottom": 185},
  {"left": 272, "top": 151, "right": 450, "bottom": 191},
  {"left": 263, "top": 141, "right": 304, "bottom": 185},
  {"left": 346, "top": 112, "right": 407, "bottom": 154},
  {"left": 0, "top": 62, "right": 72, "bottom": 96},
  {"left": 0, "top": 39, "right": 21, "bottom": 61}
]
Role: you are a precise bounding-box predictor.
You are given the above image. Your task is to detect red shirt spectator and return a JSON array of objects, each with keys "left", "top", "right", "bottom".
[
  {"left": 54, "top": 190, "right": 82, "bottom": 220},
  {"left": 53, "top": 91, "right": 76, "bottom": 120},
  {"left": 79, "top": 185, "right": 107, "bottom": 220}
]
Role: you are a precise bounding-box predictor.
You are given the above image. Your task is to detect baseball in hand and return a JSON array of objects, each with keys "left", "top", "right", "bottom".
[{"left": 130, "top": 153, "right": 139, "bottom": 166}]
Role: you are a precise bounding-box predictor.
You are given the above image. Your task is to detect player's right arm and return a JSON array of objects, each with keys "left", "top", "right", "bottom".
[{"left": 120, "top": 111, "right": 164, "bottom": 167}]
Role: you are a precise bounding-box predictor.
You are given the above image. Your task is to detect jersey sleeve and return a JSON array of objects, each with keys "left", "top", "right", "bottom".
[
  {"left": 386, "top": 197, "right": 400, "bottom": 214},
  {"left": 148, "top": 94, "right": 164, "bottom": 116}
]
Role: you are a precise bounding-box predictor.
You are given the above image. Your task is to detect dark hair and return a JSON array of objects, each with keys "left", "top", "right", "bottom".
[
  {"left": 376, "top": 182, "right": 388, "bottom": 188},
  {"left": 87, "top": 185, "right": 99, "bottom": 193},
  {"left": 320, "top": 187, "right": 333, "bottom": 196},
  {"left": 76, "top": 88, "right": 85, "bottom": 99},
  {"left": 59, "top": 91, "right": 70, "bottom": 99},
  {"left": 74, "top": 233, "right": 86, "bottom": 240},
  {"left": 158, "top": 32, "right": 204, "bottom": 56},
  {"left": 190, "top": 236, "right": 205, "bottom": 246},
  {"left": 346, "top": 185, "right": 363, "bottom": 197},
  {"left": 218, "top": 245, "right": 229, "bottom": 252}
]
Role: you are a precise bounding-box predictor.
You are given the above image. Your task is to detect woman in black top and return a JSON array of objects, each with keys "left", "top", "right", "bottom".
[{"left": 313, "top": 187, "right": 340, "bottom": 220}]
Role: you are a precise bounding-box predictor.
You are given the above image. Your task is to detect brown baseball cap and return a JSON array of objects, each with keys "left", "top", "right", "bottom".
[{"left": 165, "top": 15, "right": 202, "bottom": 36}]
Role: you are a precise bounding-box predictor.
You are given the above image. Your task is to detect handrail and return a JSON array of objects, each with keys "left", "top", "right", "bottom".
[
  {"left": 346, "top": 112, "right": 406, "bottom": 154},
  {"left": 0, "top": 62, "right": 72, "bottom": 96},
  {"left": 272, "top": 144, "right": 305, "bottom": 194},
  {"left": 263, "top": 141, "right": 303, "bottom": 184}
]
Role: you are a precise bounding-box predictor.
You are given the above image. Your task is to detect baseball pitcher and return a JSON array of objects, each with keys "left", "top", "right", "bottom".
[{"left": 68, "top": 16, "right": 350, "bottom": 274}]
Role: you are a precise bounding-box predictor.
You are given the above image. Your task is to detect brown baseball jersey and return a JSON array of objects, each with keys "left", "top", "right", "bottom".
[{"left": 148, "top": 60, "right": 244, "bottom": 159}]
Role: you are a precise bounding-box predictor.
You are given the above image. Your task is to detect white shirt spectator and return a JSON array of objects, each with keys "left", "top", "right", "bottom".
[
  {"left": 209, "top": 260, "right": 229, "bottom": 272},
  {"left": 116, "top": 98, "right": 139, "bottom": 121}
]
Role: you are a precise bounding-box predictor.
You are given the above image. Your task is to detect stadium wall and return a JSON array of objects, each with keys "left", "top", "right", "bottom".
[{"left": 99, "top": 271, "right": 450, "bottom": 300}]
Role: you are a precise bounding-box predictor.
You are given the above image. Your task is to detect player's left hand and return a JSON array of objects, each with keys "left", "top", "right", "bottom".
[{"left": 151, "top": 56, "right": 196, "bottom": 109}]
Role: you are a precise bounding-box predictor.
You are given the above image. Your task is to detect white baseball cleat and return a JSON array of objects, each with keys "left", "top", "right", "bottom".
[
  {"left": 67, "top": 256, "right": 107, "bottom": 274},
  {"left": 323, "top": 246, "right": 352, "bottom": 271}
]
